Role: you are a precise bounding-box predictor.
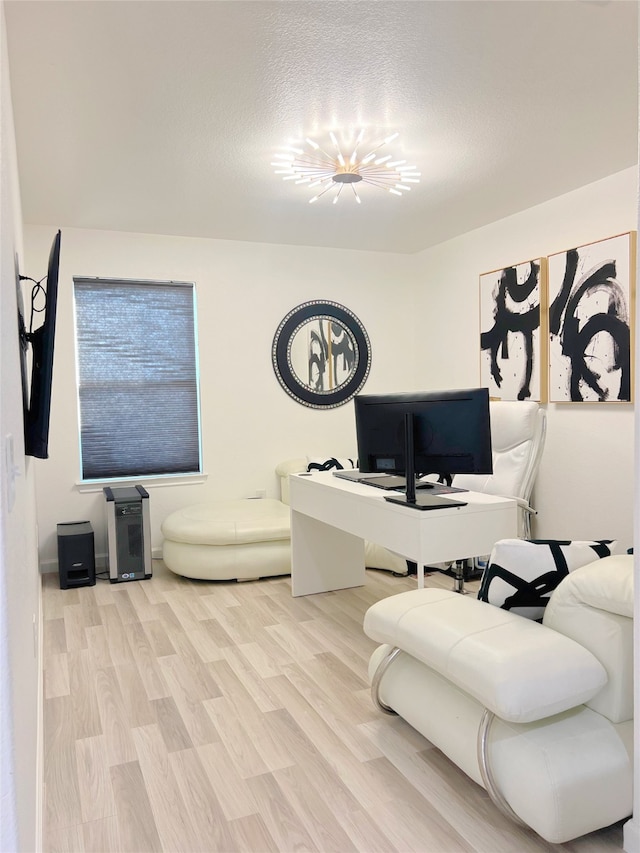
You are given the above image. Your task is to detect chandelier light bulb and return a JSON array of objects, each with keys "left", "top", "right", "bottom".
[{"left": 273, "top": 128, "right": 420, "bottom": 204}]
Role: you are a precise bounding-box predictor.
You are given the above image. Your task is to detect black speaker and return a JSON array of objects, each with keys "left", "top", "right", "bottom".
[{"left": 57, "top": 521, "right": 96, "bottom": 589}]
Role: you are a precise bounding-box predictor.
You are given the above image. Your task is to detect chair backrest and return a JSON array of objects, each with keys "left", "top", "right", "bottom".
[{"left": 454, "top": 401, "right": 546, "bottom": 509}]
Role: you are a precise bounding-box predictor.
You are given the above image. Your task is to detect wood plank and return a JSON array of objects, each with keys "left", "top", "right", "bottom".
[
  {"left": 150, "top": 696, "right": 194, "bottom": 752},
  {"left": 85, "top": 623, "right": 114, "bottom": 670},
  {"left": 169, "top": 746, "right": 238, "bottom": 851},
  {"left": 75, "top": 734, "right": 116, "bottom": 823},
  {"left": 93, "top": 667, "right": 137, "bottom": 766},
  {"left": 110, "top": 760, "right": 162, "bottom": 853},
  {"left": 44, "top": 652, "right": 69, "bottom": 699},
  {"left": 43, "top": 695, "right": 82, "bottom": 830},
  {"left": 131, "top": 724, "right": 203, "bottom": 852},
  {"left": 141, "top": 618, "right": 176, "bottom": 657},
  {"left": 97, "top": 603, "right": 132, "bottom": 666},
  {"left": 43, "top": 617, "right": 67, "bottom": 654},
  {"left": 68, "top": 649, "right": 102, "bottom": 740},
  {"left": 63, "top": 603, "right": 89, "bottom": 652}
]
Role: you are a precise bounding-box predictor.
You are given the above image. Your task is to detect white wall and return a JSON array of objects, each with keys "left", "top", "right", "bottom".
[
  {"left": 22, "top": 226, "right": 416, "bottom": 567},
  {"left": 412, "top": 166, "right": 638, "bottom": 551},
  {"left": 0, "top": 4, "right": 42, "bottom": 851}
]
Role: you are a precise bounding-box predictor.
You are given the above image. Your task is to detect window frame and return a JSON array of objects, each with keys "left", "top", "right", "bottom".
[{"left": 73, "top": 276, "right": 203, "bottom": 487}]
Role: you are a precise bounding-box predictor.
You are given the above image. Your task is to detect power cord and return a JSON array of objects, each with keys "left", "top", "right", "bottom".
[{"left": 18, "top": 274, "right": 47, "bottom": 336}]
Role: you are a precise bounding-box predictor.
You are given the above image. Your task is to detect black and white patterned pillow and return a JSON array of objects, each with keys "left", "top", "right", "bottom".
[
  {"left": 306, "top": 456, "right": 356, "bottom": 472},
  {"left": 478, "top": 538, "right": 616, "bottom": 620}
]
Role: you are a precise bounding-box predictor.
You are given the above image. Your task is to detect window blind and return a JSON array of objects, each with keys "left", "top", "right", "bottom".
[{"left": 74, "top": 278, "right": 201, "bottom": 481}]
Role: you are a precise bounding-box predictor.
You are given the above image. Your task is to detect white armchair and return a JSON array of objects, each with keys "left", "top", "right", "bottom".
[{"left": 364, "top": 554, "right": 633, "bottom": 843}]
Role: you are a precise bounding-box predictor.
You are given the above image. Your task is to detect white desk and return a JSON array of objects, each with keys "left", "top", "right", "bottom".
[{"left": 289, "top": 472, "right": 518, "bottom": 596}]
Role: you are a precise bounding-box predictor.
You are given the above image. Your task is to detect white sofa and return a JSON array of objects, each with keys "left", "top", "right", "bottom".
[
  {"left": 161, "top": 498, "right": 292, "bottom": 580},
  {"left": 161, "top": 457, "right": 406, "bottom": 580},
  {"left": 363, "top": 554, "right": 634, "bottom": 843}
]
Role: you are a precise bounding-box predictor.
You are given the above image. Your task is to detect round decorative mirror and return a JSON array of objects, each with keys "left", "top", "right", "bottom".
[{"left": 272, "top": 300, "right": 372, "bottom": 408}]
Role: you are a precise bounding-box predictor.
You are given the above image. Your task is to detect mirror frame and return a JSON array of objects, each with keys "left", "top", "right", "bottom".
[{"left": 272, "top": 300, "right": 372, "bottom": 408}]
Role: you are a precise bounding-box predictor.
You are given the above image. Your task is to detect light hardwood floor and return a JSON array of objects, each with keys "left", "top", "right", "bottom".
[{"left": 42, "top": 563, "right": 624, "bottom": 853}]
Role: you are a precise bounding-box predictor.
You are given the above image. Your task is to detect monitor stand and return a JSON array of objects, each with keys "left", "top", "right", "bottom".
[
  {"left": 384, "top": 414, "right": 464, "bottom": 511},
  {"left": 385, "top": 492, "right": 466, "bottom": 510}
]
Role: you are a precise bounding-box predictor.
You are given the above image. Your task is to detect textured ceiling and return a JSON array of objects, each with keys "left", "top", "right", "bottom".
[{"left": 4, "top": 0, "right": 638, "bottom": 254}]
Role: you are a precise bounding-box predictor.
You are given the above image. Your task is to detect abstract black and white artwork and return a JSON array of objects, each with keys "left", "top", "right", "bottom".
[
  {"left": 480, "top": 258, "right": 547, "bottom": 402},
  {"left": 287, "top": 317, "right": 357, "bottom": 393},
  {"left": 548, "top": 233, "right": 635, "bottom": 403}
]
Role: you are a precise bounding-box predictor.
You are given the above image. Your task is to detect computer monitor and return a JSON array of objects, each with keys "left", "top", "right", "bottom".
[{"left": 354, "top": 387, "right": 493, "bottom": 509}]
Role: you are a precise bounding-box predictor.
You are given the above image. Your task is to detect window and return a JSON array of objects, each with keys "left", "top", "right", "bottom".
[{"left": 74, "top": 278, "right": 201, "bottom": 481}]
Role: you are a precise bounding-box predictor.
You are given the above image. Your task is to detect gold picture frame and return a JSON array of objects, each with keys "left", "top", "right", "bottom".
[{"left": 547, "top": 232, "right": 636, "bottom": 403}]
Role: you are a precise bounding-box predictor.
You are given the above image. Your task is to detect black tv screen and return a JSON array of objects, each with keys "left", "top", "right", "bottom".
[
  {"left": 20, "top": 230, "right": 61, "bottom": 459},
  {"left": 354, "top": 387, "right": 493, "bottom": 481}
]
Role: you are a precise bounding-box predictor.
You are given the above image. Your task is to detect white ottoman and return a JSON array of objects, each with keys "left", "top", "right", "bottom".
[{"left": 161, "top": 499, "right": 291, "bottom": 580}]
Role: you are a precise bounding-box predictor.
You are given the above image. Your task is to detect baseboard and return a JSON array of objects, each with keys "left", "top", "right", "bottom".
[
  {"left": 623, "top": 817, "right": 640, "bottom": 853},
  {"left": 39, "top": 559, "right": 57, "bottom": 574},
  {"left": 35, "top": 574, "right": 43, "bottom": 853}
]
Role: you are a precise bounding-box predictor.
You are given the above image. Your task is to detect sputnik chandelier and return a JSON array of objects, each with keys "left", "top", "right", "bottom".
[{"left": 272, "top": 129, "right": 421, "bottom": 204}]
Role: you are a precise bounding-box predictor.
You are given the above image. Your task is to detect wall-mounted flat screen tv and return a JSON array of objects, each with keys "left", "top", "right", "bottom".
[{"left": 18, "top": 230, "right": 61, "bottom": 459}]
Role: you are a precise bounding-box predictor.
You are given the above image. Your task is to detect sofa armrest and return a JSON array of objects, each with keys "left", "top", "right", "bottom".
[
  {"left": 275, "top": 458, "right": 308, "bottom": 478},
  {"left": 364, "top": 589, "right": 607, "bottom": 724},
  {"left": 275, "top": 458, "right": 307, "bottom": 505}
]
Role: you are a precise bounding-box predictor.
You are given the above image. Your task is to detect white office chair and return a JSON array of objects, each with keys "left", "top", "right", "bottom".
[
  {"left": 455, "top": 400, "right": 547, "bottom": 538},
  {"left": 439, "top": 400, "right": 547, "bottom": 591}
]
